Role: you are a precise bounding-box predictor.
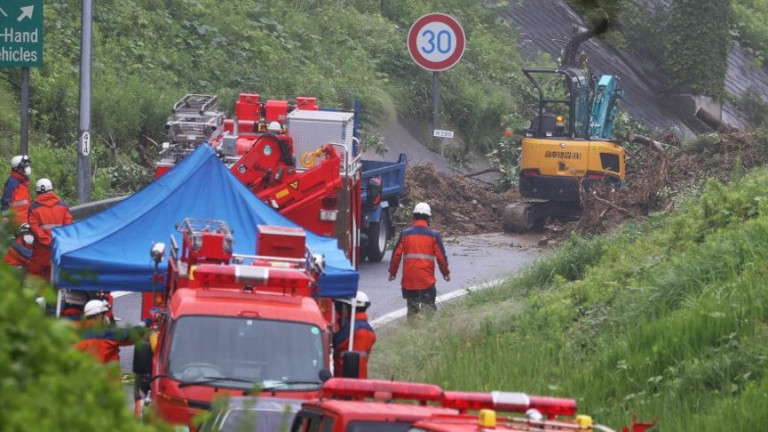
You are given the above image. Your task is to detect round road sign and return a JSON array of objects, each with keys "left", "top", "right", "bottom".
[{"left": 408, "top": 13, "right": 466, "bottom": 72}]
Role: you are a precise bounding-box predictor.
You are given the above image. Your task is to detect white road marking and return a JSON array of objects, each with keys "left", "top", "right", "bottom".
[{"left": 370, "top": 278, "right": 504, "bottom": 328}]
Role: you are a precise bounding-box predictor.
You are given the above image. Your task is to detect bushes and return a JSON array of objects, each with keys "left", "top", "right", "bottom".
[
  {"left": 0, "top": 262, "right": 166, "bottom": 431},
  {"left": 373, "top": 166, "right": 768, "bottom": 431}
]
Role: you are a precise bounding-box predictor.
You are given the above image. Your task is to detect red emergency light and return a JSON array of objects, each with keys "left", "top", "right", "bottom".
[
  {"left": 441, "top": 391, "right": 578, "bottom": 418},
  {"left": 322, "top": 378, "right": 443, "bottom": 404},
  {"left": 191, "top": 263, "right": 312, "bottom": 293}
]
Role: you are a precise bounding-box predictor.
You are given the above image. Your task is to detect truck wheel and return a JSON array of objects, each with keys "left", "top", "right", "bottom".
[{"left": 366, "top": 210, "right": 389, "bottom": 262}]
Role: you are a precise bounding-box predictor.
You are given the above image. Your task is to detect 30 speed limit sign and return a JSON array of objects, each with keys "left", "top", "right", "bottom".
[{"left": 408, "top": 13, "right": 466, "bottom": 72}]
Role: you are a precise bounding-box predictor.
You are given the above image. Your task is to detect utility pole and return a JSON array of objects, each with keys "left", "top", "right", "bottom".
[{"left": 77, "top": 0, "right": 93, "bottom": 203}]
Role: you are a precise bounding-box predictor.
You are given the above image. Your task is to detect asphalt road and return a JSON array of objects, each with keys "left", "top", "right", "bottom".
[{"left": 114, "top": 231, "right": 541, "bottom": 375}]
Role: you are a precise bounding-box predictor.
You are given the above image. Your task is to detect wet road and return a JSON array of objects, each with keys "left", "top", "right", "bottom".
[{"left": 114, "top": 232, "right": 541, "bottom": 374}]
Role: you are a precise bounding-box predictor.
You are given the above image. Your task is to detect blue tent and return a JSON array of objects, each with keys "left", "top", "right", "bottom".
[{"left": 52, "top": 144, "right": 358, "bottom": 298}]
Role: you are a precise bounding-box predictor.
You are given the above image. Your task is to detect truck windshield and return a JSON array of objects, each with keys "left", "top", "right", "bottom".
[{"left": 166, "top": 316, "right": 325, "bottom": 390}]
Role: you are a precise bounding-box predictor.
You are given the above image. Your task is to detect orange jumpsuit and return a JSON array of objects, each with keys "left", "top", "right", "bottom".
[
  {"left": 3, "top": 237, "right": 32, "bottom": 267},
  {"left": 1, "top": 171, "right": 30, "bottom": 225},
  {"left": 388, "top": 219, "right": 450, "bottom": 290},
  {"left": 75, "top": 319, "right": 138, "bottom": 364},
  {"left": 28, "top": 192, "right": 73, "bottom": 279},
  {"left": 333, "top": 311, "right": 376, "bottom": 378}
]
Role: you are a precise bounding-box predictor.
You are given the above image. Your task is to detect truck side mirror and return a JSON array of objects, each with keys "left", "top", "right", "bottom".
[
  {"left": 365, "top": 177, "right": 382, "bottom": 208},
  {"left": 340, "top": 351, "right": 362, "bottom": 379}
]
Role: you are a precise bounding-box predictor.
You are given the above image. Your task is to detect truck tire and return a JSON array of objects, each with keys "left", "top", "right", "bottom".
[{"left": 366, "top": 210, "right": 389, "bottom": 263}]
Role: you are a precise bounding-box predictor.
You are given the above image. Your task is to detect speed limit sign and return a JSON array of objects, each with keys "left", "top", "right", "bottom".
[{"left": 408, "top": 13, "right": 466, "bottom": 72}]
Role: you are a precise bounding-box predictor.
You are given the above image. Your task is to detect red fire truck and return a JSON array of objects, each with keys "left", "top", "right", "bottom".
[
  {"left": 290, "top": 379, "right": 657, "bottom": 432},
  {"left": 132, "top": 219, "right": 362, "bottom": 430}
]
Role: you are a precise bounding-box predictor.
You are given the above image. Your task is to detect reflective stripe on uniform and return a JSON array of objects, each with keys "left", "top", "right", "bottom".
[
  {"left": 40, "top": 223, "right": 63, "bottom": 229},
  {"left": 403, "top": 253, "right": 434, "bottom": 260},
  {"left": 10, "top": 199, "right": 28, "bottom": 207}
]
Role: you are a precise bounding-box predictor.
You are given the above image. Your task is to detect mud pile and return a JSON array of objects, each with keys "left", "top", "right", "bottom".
[
  {"left": 402, "top": 130, "right": 768, "bottom": 237},
  {"left": 401, "top": 164, "right": 518, "bottom": 237}
]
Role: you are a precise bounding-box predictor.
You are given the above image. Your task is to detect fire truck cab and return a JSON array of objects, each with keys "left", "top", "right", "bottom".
[{"left": 133, "top": 219, "right": 336, "bottom": 429}]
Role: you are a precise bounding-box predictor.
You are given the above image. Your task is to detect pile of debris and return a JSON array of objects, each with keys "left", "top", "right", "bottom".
[
  {"left": 401, "top": 130, "right": 768, "bottom": 238},
  {"left": 401, "top": 164, "right": 518, "bottom": 236}
]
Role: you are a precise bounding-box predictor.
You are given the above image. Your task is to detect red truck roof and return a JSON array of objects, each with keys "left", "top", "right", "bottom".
[{"left": 168, "top": 286, "right": 327, "bottom": 326}]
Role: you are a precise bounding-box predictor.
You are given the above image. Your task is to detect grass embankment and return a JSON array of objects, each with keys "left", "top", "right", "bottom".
[{"left": 371, "top": 169, "right": 768, "bottom": 431}]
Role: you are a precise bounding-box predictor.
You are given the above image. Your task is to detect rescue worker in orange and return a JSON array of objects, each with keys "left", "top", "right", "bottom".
[
  {"left": 27, "top": 178, "right": 73, "bottom": 279},
  {"left": 388, "top": 202, "right": 450, "bottom": 322},
  {"left": 75, "top": 299, "right": 145, "bottom": 364},
  {"left": 1, "top": 155, "right": 32, "bottom": 225},
  {"left": 3, "top": 223, "right": 33, "bottom": 268},
  {"left": 333, "top": 291, "right": 376, "bottom": 378}
]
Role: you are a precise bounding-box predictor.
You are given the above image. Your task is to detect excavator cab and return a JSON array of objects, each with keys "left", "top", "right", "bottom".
[{"left": 502, "top": 65, "right": 626, "bottom": 233}]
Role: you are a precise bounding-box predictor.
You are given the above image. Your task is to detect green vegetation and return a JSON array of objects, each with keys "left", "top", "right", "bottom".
[
  {"left": 372, "top": 167, "right": 768, "bottom": 430},
  {"left": 0, "top": 0, "right": 530, "bottom": 203},
  {"left": 0, "top": 257, "right": 167, "bottom": 431}
]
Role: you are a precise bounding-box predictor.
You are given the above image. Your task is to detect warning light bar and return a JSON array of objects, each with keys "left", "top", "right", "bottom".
[
  {"left": 441, "top": 391, "right": 578, "bottom": 417},
  {"left": 191, "top": 263, "right": 312, "bottom": 292},
  {"left": 322, "top": 378, "right": 443, "bottom": 403},
  {"left": 321, "top": 379, "right": 579, "bottom": 418}
]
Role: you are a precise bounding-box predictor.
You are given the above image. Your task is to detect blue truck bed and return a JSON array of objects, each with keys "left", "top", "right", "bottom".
[
  {"left": 361, "top": 152, "right": 407, "bottom": 204},
  {"left": 359, "top": 152, "right": 407, "bottom": 262}
]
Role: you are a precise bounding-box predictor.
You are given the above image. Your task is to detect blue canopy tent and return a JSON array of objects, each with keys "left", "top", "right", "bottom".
[{"left": 52, "top": 144, "right": 358, "bottom": 298}]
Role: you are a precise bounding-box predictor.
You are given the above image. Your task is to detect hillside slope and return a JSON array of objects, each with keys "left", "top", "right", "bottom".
[
  {"left": 372, "top": 161, "right": 768, "bottom": 431},
  {"left": 501, "top": 0, "right": 768, "bottom": 137}
]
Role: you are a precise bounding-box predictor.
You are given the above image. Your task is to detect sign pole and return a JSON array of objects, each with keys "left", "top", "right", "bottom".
[
  {"left": 407, "top": 13, "right": 465, "bottom": 158},
  {"left": 433, "top": 71, "right": 441, "bottom": 156},
  {"left": 77, "top": 0, "right": 92, "bottom": 203},
  {"left": 20, "top": 67, "right": 29, "bottom": 154}
]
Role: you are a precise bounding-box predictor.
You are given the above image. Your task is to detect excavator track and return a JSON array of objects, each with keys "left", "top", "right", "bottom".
[
  {"left": 501, "top": 200, "right": 581, "bottom": 233},
  {"left": 501, "top": 202, "right": 537, "bottom": 233}
]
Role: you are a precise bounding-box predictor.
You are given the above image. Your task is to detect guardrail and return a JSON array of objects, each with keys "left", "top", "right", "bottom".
[{"left": 70, "top": 196, "right": 128, "bottom": 220}]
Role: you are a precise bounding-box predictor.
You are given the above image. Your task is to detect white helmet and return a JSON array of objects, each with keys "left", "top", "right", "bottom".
[
  {"left": 35, "top": 178, "right": 53, "bottom": 194},
  {"left": 84, "top": 299, "right": 110, "bottom": 317},
  {"left": 64, "top": 290, "right": 89, "bottom": 306},
  {"left": 339, "top": 291, "right": 371, "bottom": 309},
  {"left": 267, "top": 121, "right": 282, "bottom": 133},
  {"left": 413, "top": 202, "right": 432, "bottom": 217},
  {"left": 10, "top": 154, "right": 30, "bottom": 169},
  {"left": 11, "top": 155, "right": 31, "bottom": 177}
]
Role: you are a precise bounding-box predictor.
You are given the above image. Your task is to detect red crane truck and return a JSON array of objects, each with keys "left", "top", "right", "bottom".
[
  {"left": 132, "top": 218, "right": 360, "bottom": 430},
  {"left": 157, "top": 93, "right": 406, "bottom": 264}
]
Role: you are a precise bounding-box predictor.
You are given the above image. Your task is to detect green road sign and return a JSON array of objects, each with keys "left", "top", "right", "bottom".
[{"left": 0, "top": 0, "right": 43, "bottom": 67}]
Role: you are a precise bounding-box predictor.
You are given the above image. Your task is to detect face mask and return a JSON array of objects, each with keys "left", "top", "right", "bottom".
[
  {"left": 23, "top": 166, "right": 31, "bottom": 177},
  {"left": 22, "top": 234, "right": 34, "bottom": 245}
]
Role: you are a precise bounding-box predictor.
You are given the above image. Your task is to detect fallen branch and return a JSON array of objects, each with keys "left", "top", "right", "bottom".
[
  {"left": 629, "top": 134, "right": 669, "bottom": 154},
  {"left": 590, "top": 189, "right": 635, "bottom": 217},
  {"left": 464, "top": 168, "right": 503, "bottom": 178},
  {"left": 695, "top": 107, "right": 738, "bottom": 134}
]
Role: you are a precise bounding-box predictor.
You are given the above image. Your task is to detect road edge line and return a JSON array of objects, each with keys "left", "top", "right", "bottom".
[{"left": 370, "top": 278, "right": 504, "bottom": 328}]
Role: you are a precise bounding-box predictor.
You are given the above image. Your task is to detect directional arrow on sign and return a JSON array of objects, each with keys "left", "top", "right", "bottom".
[{"left": 17, "top": 5, "right": 33, "bottom": 22}]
